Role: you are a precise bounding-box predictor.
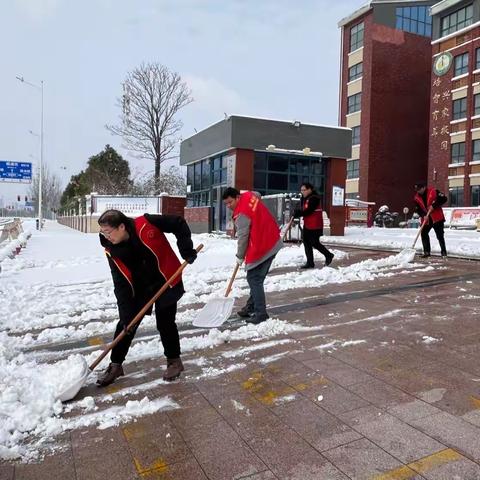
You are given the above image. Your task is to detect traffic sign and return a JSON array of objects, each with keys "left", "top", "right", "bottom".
[{"left": 0, "top": 161, "right": 32, "bottom": 183}]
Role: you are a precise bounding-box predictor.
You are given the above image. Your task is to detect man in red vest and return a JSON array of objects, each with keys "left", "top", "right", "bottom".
[
  {"left": 413, "top": 182, "right": 448, "bottom": 258},
  {"left": 97, "top": 209, "right": 197, "bottom": 386},
  {"left": 223, "top": 188, "right": 282, "bottom": 324},
  {"left": 294, "top": 182, "right": 334, "bottom": 269}
]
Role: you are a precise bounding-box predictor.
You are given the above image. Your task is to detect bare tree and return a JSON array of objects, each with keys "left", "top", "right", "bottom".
[
  {"left": 106, "top": 63, "right": 193, "bottom": 194},
  {"left": 28, "top": 163, "right": 63, "bottom": 218},
  {"left": 130, "top": 166, "right": 186, "bottom": 196}
]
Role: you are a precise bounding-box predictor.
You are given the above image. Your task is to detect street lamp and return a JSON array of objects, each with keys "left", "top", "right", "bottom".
[{"left": 16, "top": 75, "right": 44, "bottom": 229}]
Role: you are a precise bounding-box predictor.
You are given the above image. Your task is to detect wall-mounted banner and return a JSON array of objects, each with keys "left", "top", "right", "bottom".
[{"left": 332, "top": 185, "right": 345, "bottom": 206}]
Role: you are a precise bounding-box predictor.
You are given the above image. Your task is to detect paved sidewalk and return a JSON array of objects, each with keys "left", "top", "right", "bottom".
[{"left": 4, "top": 249, "right": 480, "bottom": 479}]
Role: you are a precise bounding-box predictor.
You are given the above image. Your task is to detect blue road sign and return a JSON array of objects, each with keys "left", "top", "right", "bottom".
[{"left": 0, "top": 161, "right": 32, "bottom": 183}]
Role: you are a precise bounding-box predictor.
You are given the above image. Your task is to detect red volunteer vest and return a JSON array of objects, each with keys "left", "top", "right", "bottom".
[
  {"left": 233, "top": 192, "right": 280, "bottom": 265},
  {"left": 303, "top": 197, "right": 323, "bottom": 230},
  {"left": 105, "top": 216, "right": 182, "bottom": 296},
  {"left": 414, "top": 187, "right": 445, "bottom": 224}
]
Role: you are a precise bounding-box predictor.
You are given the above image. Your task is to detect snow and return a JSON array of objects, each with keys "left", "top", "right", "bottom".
[{"left": 0, "top": 220, "right": 451, "bottom": 460}]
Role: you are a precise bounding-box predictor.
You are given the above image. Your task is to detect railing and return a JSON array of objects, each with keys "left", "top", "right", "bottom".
[{"left": 0, "top": 219, "right": 31, "bottom": 273}]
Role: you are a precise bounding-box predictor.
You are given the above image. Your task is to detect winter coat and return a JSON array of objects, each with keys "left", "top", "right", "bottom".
[
  {"left": 233, "top": 191, "right": 282, "bottom": 268},
  {"left": 100, "top": 214, "right": 195, "bottom": 326},
  {"left": 413, "top": 188, "right": 447, "bottom": 224},
  {"left": 294, "top": 192, "right": 324, "bottom": 230}
]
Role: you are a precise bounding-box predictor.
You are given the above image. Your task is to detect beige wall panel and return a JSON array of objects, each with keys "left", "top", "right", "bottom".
[
  {"left": 347, "top": 79, "right": 362, "bottom": 96},
  {"left": 348, "top": 48, "right": 363, "bottom": 68},
  {"left": 451, "top": 132, "right": 466, "bottom": 143},
  {"left": 449, "top": 178, "right": 464, "bottom": 187},
  {"left": 346, "top": 179, "right": 359, "bottom": 193},
  {"left": 452, "top": 87, "right": 468, "bottom": 100},
  {"left": 346, "top": 111, "right": 361, "bottom": 128}
]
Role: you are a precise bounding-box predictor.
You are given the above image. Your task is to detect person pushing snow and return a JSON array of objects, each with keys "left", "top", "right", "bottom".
[
  {"left": 223, "top": 188, "right": 283, "bottom": 325},
  {"left": 96, "top": 209, "right": 197, "bottom": 386}
]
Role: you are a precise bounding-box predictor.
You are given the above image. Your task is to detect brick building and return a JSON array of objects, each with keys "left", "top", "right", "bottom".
[
  {"left": 179, "top": 115, "right": 351, "bottom": 234},
  {"left": 339, "top": 0, "right": 436, "bottom": 212},
  {"left": 429, "top": 0, "right": 480, "bottom": 206}
]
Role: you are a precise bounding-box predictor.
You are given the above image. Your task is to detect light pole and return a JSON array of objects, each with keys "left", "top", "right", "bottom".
[{"left": 16, "top": 76, "right": 44, "bottom": 229}]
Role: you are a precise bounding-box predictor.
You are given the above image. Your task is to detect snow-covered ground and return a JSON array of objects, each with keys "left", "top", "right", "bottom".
[
  {"left": 0, "top": 220, "right": 457, "bottom": 460},
  {"left": 325, "top": 225, "right": 480, "bottom": 258}
]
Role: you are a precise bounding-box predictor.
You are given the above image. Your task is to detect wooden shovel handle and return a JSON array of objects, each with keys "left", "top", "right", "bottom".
[
  {"left": 89, "top": 243, "right": 204, "bottom": 371},
  {"left": 225, "top": 263, "right": 240, "bottom": 297},
  {"left": 282, "top": 216, "right": 295, "bottom": 241},
  {"left": 411, "top": 213, "right": 430, "bottom": 249}
]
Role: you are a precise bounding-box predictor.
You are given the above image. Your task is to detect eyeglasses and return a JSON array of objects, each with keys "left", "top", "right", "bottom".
[{"left": 100, "top": 228, "right": 116, "bottom": 238}]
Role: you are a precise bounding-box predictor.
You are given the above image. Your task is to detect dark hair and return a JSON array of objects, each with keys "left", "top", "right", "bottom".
[
  {"left": 414, "top": 182, "right": 426, "bottom": 190},
  {"left": 98, "top": 209, "right": 130, "bottom": 228},
  {"left": 222, "top": 187, "right": 240, "bottom": 200},
  {"left": 301, "top": 182, "right": 315, "bottom": 190}
]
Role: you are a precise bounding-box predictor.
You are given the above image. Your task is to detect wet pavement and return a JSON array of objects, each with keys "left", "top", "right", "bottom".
[{"left": 4, "top": 248, "right": 480, "bottom": 479}]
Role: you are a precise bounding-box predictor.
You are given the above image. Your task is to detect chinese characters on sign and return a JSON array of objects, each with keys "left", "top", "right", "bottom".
[
  {"left": 431, "top": 75, "right": 450, "bottom": 151},
  {"left": 0, "top": 161, "right": 32, "bottom": 183}
]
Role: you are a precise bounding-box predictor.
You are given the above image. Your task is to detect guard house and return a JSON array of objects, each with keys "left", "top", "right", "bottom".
[{"left": 179, "top": 115, "right": 352, "bottom": 235}]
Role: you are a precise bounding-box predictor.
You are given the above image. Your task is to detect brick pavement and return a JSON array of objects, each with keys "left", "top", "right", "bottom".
[{"left": 4, "top": 249, "right": 480, "bottom": 479}]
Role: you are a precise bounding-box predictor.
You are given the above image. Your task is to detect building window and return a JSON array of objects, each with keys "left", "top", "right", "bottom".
[
  {"left": 212, "top": 155, "right": 227, "bottom": 185},
  {"left": 347, "top": 159, "right": 360, "bottom": 179},
  {"left": 473, "top": 140, "right": 480, "bottom": 161},
  {"left": 347, "top": 93, "right": 362, "bottom": 114},
  {"left": 187, "top": 165, "right": 194, "bottom": 189},
  {"left": 348, "top": 63, "right": 363, "bottom": 82},
  {"left": 472, "top": 185, "right": 480, "bottom": 206},
  {"left": 454, "top": 53, "right": 469, "bottom": 76},
  {"left": 253, "top": 151, "right": 325, "bottom": 196},
  {"left": 352, "top": 126, "right": 361, "bottom": 145},
  {"left": 350, "top": 22, "right": 364, "bottom": 52},
  {"left": 474, "top": 94, "right": 480, "bottom": 116},
  {"left": 395, "top": 6, "right": 432, "bottom": 37},
  {"left": 476, "top": 48, "right": 480, "bottom": 70},
  {"left": 452, "top": 97, "right": 467, "bottom": 120},
  {"left": 451, "top": 142, "right": 465, "bottom": 163},
  {"left": 449, "top": 187, "right": 464, "bottom": 207},
  {"left": 441, "top": 4, "right": 473, "bottom": 37}
]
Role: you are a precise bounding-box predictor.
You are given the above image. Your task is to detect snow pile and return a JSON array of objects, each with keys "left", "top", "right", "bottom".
[{"left": 0, "top": 231, "right": 31, "bottom": 265}]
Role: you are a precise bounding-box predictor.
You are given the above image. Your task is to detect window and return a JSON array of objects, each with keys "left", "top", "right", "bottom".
[
  {"left": 201, "top": 160, "right": 210, "bottom": 189},
  {"left": 347, "top": 93, "right": 362, "bottom": 114},
  {"left": 449, "top": 187, "right": 464, "bottom": 207},
  {"left": 441, "top": 4, "right": 473, "bottom": 37},
  {"left": 187, "top": 165, "right": 194, "bottom": 188},
  {"left": 476, "top": 48, "right": 480, "bottom": 70},
  {"left": 451, "top": 142, "right": 465, "bottom": 163},
  {"left": 348, "top": 63, "right": 363, "bottom": 82},
  {"left": 194, "top": 162, "right": 202, "bottom": 191},
  {"left": 253, "top": 152, "right": 325, "bottom": 196},
  {"left": 352, "top": 126, "right": 361, "bottom": 145},
  {"left": 454, "top": 53, "right": 469, "bottom": 76},
  {"left": 472, "top": 185, "right": 480, "bottom": 206},
  {"left": 395, "top": 6, "right": 432, "bottom": 37},
  {"left": 475, "top": 94, "right": 480, "bottom": 116},
  {"left": 212, "top": 155, "right": 226, "bottom": 185},
  {"left": 452, "top": 97, "right": 467, "bottom": 120},
  {"left": 473, "top": 140, "right": 480, "bottom": 161},
  {"left": 350, "top": 22, "right": 364, "bottom": 52},
  {"left": 347, "top": 159, "right": 360, "bottom": 179}
]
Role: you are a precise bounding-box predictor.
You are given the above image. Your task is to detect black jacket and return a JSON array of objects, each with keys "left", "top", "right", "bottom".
[
  {"left": 100, "top": 214, "right": 195, "bottom": 326},
  {"left": 294, "top": 191, "right": 321, "bottom": 218}
]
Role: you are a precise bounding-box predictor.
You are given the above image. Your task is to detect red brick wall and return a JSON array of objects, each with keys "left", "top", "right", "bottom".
[
  {"left": 184, "top": 206, "right": 211, "bottom": 233},
  {"left": 429, "top": 26, "right": 480, "bottom": 205},
  {"left": 325, "top": 157, "right": 346, "bottom": 236},
  {"left": 341, "top": 14, "right": 432, "bottom": 212},
  {"left": 234, "top": 149, "right": 254, "bottom": 190},
  {"left": 160, "top": 196, "right": 186, "bottom": 216}
]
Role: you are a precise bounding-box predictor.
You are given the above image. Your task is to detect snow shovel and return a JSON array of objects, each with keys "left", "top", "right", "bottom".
[
  {"left": 192, "top": 217, "right": 294, "bottom": 329},
  {"left": 57, "top": 243, "right": 204, "bottom": 402},
  {"left": 397, "top": 211, "right": 431, "bottom": 263},
  {"left": 192, "top": 262, "right": 240, "bottom": 328}
]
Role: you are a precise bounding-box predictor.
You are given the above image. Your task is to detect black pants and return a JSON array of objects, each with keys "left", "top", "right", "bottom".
[
  {"left": 110, "top": 302, "right": 180, "bottom": 364},
  {"left": 421, "top": 220, "right": 447, "bottom": 255},
  {"left": 303, "top": 228, "right": 332, "bottom": 266}
]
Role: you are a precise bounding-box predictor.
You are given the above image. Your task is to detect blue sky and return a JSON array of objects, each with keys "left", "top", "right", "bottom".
[{"left": 0, "top": 0, "right": 362, "bottom": 203}]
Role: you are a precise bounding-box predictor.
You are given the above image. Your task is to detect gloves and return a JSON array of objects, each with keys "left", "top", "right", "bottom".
[
  {"left": 236, "top": 256, "right": 244, "bottom": 266},
  {"left": 184, "top": 250, "right": 197, "bottom": 264}
]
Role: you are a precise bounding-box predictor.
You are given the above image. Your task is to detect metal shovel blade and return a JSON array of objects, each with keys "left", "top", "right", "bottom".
[
  {"left": 56, "top": 357, "right": 90, "bottom": 402},
  {"left": 193, "top": 297, "right": 235, "bottom": 328},
  {"left": 397, "top": 248, "right": 416, "bottom": 264}
]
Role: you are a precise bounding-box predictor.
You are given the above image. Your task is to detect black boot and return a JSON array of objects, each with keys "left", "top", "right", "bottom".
[
  {"left": 325, "top": 253, "right": 334, "bottom": 266},
  {"left": 163, "top": 358, "right": 184, "bottom": 382},
  {"left": 420, "top": 253, "right": 431, "bottom": 258},
  {"left": 246, "top": 313, "right": 269, "bottom": 325},
  {"left": 237, "top": 305, "right": 254, "bottom": 318},
  {"left": 300, "top": 263, "right": 315, "bottom": 269}
]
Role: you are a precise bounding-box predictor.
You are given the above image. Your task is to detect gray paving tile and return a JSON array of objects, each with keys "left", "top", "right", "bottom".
[
  {"left": 130, "top": 457, "right": 209, "bottom": 480},
  {"left": 0, "top": 465, "right": 14, "bottom": 480},
  {"left": 237, "top": 471, "right": 277, "bottom": 480},
  {"left": 271, "top": 397, "right": 363, "bottom": 452},
  {"left": 387, "top": 400, "right": 443, "bottom": 423},
  {"left": 347, "top": 378, "right": 414, "bottom": 408}
]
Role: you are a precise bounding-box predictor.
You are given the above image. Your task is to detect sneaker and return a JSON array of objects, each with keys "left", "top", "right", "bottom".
[
  {"left": 96, "top": 363, "right": 124, "bottom": 387},
  {"left": 325, "top": 253, "right": 334, "bottom": 266},
  {"left": 300, "top": 263, "right": 315, "bottom": 269},
  {"left": 163, "top": 358, "right": 184, "bottom": 382},
  {"left": 237, "top": 305, "right": 254, "bottom": 318},
  {"left": 246, "top": 314, "right": 269, "bottom": 325}
]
